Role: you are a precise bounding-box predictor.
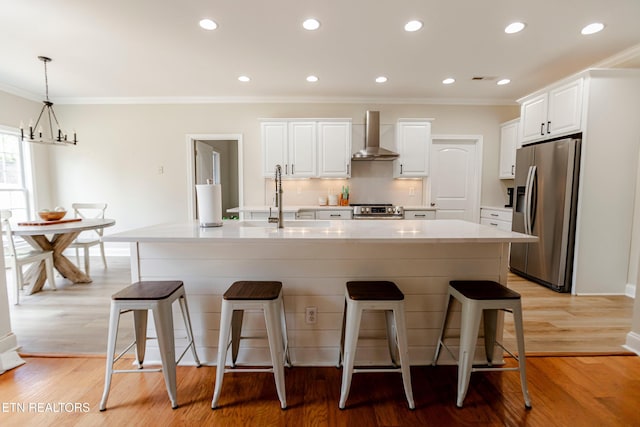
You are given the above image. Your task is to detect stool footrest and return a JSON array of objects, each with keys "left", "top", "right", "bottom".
[
  {"left": 472, "top": 366, "right": 520, "bottom": 373},
  {"left": 353, "top": 366, "right": 403, "bottom": 374},
  {"left": 224, "top": 367, "right": 275, "bottom": 374},
  {"left": 113, "top": 368, "right": 163, "bottom": 374}
]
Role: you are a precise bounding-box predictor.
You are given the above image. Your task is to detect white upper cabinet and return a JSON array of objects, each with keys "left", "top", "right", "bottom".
[
  {"left": 520, "top": 77, "right": 583, "bottom": 144},
  {"left": 499, "top": 119, "right": 519, "bottom": 179},
  {"left": 288, "top": 121, "right": 317, "bottom": 177},
  {"left": 262, "top": 119, "right": 351, "bottom": 178},
  {"left": 262, "top": 121, "right": 288, "bottom": 177},
  {"left": 394, "top": 120, "right": 432, "bottom": 177},
  {"left": 317, "top": 121, "right": 351, "bottom": 178}
]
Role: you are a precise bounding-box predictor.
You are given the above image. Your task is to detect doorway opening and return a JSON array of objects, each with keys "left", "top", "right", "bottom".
[{"left": 186, "top": 134, "right": 243, "bottom": 220}]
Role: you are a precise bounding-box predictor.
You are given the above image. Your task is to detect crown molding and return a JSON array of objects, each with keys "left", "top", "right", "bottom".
[
  {"left": 0, "top": 84, "right": 517, "bottom": 106},
  {"left": 53, "top": 95, "right": 517, "bottom": 106},
  {"left": 592, "top": 43, "right": 640, "bottom": 68},
  {"left": 0, "top": 83, "right": 41, "bottom": 102}
]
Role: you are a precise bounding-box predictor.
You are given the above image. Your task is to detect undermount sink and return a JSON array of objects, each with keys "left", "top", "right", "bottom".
[{"left": 238, "top": 220, "right": 331, "bottom": 228}]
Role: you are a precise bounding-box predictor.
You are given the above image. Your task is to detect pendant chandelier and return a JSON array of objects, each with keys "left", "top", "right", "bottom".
[{"left": 20, "top": 56, "right": 77, "bottom": 146}]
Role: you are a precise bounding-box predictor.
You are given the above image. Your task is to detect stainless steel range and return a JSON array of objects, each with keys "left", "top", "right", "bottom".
[{"left": 351, "top": 203, "right": 404, "bottom": 219}]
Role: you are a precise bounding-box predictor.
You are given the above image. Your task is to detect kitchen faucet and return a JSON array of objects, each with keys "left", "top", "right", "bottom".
[{"left": 268, "top": 164, "right": 284, "bottom": 228}]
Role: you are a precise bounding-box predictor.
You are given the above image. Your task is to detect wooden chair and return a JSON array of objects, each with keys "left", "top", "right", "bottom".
[
  {"left": 68, "top": 203, "right": 107, "bottom": 275},
  {"left": 1, "top": 209, "right": 56, "bottom": 304}
]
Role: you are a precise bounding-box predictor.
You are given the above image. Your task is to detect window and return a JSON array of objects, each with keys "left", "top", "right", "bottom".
[{"left": 0, "top": 127, "right": 33, "bottom": 221}]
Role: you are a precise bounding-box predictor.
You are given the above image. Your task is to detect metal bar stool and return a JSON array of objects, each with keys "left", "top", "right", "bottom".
[
  {"left": 337, "top": 280, "right": 415, "bottom": 410},
  {"left": 432, "top": 280, "right": 532, "bottom": 408},
  {"left": 211, "top": 281, "right": 290, "bottom": 409},
  {"left": 99, "top": 280, "right": 201, "bottom": 411}
]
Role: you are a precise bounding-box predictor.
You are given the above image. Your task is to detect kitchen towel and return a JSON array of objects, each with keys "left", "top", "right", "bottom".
[{"left": 196, "top": 183, "right": 223, "bottom": 227}]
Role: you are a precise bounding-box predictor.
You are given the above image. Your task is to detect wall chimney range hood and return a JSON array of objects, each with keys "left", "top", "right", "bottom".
[{"left": 352, "top": 111, "right": 399, "bottom": 161}]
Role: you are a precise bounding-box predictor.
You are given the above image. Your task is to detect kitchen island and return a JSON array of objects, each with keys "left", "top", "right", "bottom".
[{"left": 104, "top": 219, "right": 535, "bottom": 366}]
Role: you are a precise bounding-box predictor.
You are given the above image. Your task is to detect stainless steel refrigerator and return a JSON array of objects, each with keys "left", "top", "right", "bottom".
[{"left": 510, "top": 137, "right": 581, "bottom": 293}]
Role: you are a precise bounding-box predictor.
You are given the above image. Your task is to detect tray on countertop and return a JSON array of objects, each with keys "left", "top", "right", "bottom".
[{"left": 17, "top": 218, "right": 82, "bottom": 226}]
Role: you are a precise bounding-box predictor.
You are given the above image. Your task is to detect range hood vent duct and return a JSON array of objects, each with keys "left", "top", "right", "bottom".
[{"left": 352, "top": 111, "right": 399, "bottom": 161}]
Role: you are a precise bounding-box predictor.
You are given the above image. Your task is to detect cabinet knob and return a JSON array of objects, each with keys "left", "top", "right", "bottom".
[
  {"left": 540, "top": 123, "right": 545, "bottom": 136},
  {"left": 430, "top": 202, "right": 436, "bottom": 207},
  {"left": 547, "top": 121, "right": 551, "bottom": 134}
]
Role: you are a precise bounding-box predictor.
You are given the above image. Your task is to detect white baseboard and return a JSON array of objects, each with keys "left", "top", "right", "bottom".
[
  {"left": 0, "top": 332, "right": 18, "bottom": 354},
  {"left": 626, "top": 283, "right": 637, "bottom": 298},
  {"left": 0, "top": 333, "right": 24, "bottom": 375},
  {"left": 623, "top": 331, "right": 640, "bottom": 356},
  {"left": 0, "top": 350, "right": 25, "bottom": 374}
]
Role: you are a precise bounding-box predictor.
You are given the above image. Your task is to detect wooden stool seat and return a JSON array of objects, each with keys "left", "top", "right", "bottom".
[
  {"left": 212, "top": 281, "right": 290, "bottom": 410},
  {"left": 450, "top": 280, "right": 521, "bottom": 300},
  {"left": 346, "top": 281, "right": 405, "bottom": 301},
  {"left": 433, "top": 280, "right": 531, "bottom": 409},
  {"left": 224, "top": 281, "right": 282, "bottom": 300},
  {"left": 338, "top": 281, "right": 414, "bottom": 410},
  {"left": 100, "top": 281, "right": 201, "bottom": 411},
  {"left": 112, "top": 280, "right": 184, "bottom": 300}
]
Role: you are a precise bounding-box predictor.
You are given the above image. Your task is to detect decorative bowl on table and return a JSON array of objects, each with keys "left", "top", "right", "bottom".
[{"left": 38, "top": 209, "right": 67, "bottom": 221}]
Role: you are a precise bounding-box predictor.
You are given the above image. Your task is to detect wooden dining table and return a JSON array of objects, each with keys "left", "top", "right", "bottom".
[{"left": 10, "top": 218, "right": 116, "bottom": 295}]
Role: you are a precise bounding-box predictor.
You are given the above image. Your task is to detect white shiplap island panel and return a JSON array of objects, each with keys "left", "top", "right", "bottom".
[{"left": 104, "top": 219, "right": 535, "bottom": 366}]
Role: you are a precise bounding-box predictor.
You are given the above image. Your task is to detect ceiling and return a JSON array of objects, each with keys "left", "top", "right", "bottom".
[{"left": 1, "top": 0, "right": 639, "bottom": 105}]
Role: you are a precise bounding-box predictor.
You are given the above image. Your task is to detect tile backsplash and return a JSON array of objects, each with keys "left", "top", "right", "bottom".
[{"left": 264, "top": 161, "right": 426, "bottom": 206}]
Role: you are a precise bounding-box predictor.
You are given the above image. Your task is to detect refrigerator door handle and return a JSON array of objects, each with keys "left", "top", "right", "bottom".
[
  {"left": 524, "top": 165, "right": 535, "bottom": 234},
  {"left": 529, "top": 165, "right": 538, "bottom": 232}
]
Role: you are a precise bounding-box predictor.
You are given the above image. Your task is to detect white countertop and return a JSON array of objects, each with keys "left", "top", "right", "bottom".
[
  {"left": 227, "top": 205, "right": 436, "bottom": 213},
  {"left": 227, "top": 205, "right": 353, "bottom": 213},
  {"left": 104, "top": 219, "right": 536, "bottom": 244}
]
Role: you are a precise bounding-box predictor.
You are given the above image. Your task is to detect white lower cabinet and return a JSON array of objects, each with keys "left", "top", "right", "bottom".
[
  {"left": 296, "top": 210, "right": 316, "bottom": 220},
  {"left": 480, "top": 207, "right": 512, "bottom": 231},
  {"left": 404, "top": 210, "right": 436, "bottom": 220},
  {"left": 249, "top": 211, "right": 296, "bottom": 220},
  {"left": 316, "top": 210, "right": 352, "bottom": 220}
]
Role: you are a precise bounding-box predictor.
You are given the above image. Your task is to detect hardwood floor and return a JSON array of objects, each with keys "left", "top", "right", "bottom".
[
  {"left": 0, "top": 354, "right": 639, "bottom": 426},
  {"left": 6, "top": 257, "right": 634, "bottom": 355},
  {"left": 3, "top": 257, "right": 638, "bottom": 425}
]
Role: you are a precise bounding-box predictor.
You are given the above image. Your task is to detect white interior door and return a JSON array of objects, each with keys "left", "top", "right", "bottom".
[
  {"left": 430, "top": 136, "right": 482, "bottom": 222},
  {"left": 195, "top": 141, "right": 214, "bottom": 184}
]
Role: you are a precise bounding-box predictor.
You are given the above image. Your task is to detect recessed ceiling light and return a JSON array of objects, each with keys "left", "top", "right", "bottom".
[
  {"left": 238, "top": 75, "right": 250, "bottom": 82},
  {"left": 504, "top": 22, "right": 526, "bottom": 34},
  {"left": 497, "top": 78, "right": 511, "bottom": 85},
  {"left": 581, "top": 22, "right": 605, "bottom": 35},
  {"left": 306, "top": 75, "right": 319, "bottom": 83},
  {"left": 442, "top": 78, "right": 455, "bottom": 85},
  {"left": 303, "top": 18, "right": 321, "bottom": 31},
  {"left": 404, "top": 20, "right": 423, "bottom": 32},
  {"left": 199, "top": 19, "right": 218, "bottom": 30},
  {"left": 375, "top": 76, "right": 388, "bottom": 83}
]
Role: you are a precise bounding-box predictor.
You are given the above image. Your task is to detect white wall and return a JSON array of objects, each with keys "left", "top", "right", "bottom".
[
  {"left": 2, "top": 89, "right": 640, "bottom": 353},
  {"left": 30, "top": 102, "right": 517, "bottom": 235}
]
